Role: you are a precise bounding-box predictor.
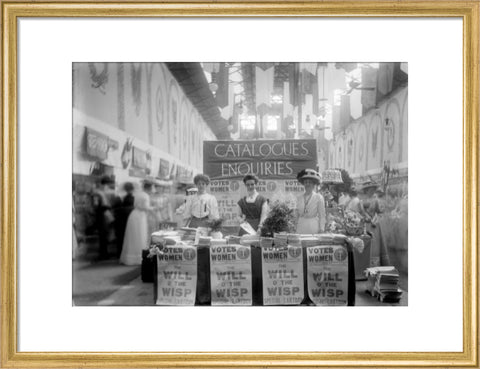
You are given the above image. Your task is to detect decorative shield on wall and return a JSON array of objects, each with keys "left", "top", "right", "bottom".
[
  {"left": 345, "top": 129, "right": 355, "bottom": 173},
  {"left": 368, "top": 113, "right": 382, "bottom": 171},
  {"left": 356, "top": 122, "right": 368, "bottom": 174}
]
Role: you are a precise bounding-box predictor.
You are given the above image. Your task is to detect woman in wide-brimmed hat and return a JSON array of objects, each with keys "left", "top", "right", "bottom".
[{"left": 295, "top": 169, "right": 326, "bottom": 234}]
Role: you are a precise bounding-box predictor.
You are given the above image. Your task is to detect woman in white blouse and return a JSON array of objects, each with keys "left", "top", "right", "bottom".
[
  {"left": 183, "top": 174, "right": 219, "bottom": 228},
  {"left": 295, "top": 169, "right": 326, "bottom": 234}
]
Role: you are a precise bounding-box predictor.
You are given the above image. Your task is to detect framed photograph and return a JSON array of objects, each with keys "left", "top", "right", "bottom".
[{"left": 2, "top": 1, "right": 478, "bottom": 368}]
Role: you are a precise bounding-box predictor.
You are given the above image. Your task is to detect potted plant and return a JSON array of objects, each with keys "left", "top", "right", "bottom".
[
  {"left": 207, "top": 218, "right": 224, "bottom": 239},
  {"left": 259, "top": 202, "right": 296, "bottom": 237}
]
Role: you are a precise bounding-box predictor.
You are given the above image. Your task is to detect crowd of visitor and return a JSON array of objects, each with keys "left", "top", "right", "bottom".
[{"left": 75, "top": 169, "right": 407, "bottom": 268}]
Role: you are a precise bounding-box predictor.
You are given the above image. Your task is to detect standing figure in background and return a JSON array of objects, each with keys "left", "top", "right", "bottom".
[
  {"left": 366, "top": 188, "right": 386, "bottom": 226},
  {"left": 175, "top": 186, "right": 197, "bottom": 219},
  {"left": 92, "top": 175, "right": 116, "bottom": 260},
  {"left": 237, "top": 174, "right": 269, "bottom": 235},
  {"left": 114, "top": 182, "right": 135, "bottom": 258},
  {"left": 152, "top": 182, "right": 173, "bottom": 228},
  {"left": 395, "top": 191, "right": 408, "bottom": 217},
  {"left": 120, "top": 180, "right": 154, "bottom": 265},
  {"left": 338, "top": 191, "right": 351, "bottom": 210},
  {"left": 171, "top": 183, "right": 187, "bottom": 227},
  {"left": 295, "top": 169, "right": 326, "bottom": 234},
  {"left": 183, "top": 174, "right": 219, "bottom": 228},
  {"left": 346, "top": 188, "right": 371, "bottom": 221},
  {"left": 72, "top": 201, "right": 78, "bottom": 260}
]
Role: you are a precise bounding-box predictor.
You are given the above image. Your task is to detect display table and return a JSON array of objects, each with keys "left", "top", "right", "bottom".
[
  {"left": 353, "top": 235, "right": 372, "bottom": 280},
  {"left": 152, "top": 238, "right": 357, "bottom": 306}
]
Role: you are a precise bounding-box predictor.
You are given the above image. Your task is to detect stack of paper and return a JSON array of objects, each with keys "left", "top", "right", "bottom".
[
  {"left": 210, "top": 238, "right": 227, "bottom": 247},
  {"left": 287, "top": 234, "right": 301, "bottom": 246},
  {"left": 260, "top": 237, "right": 274, "bottom": 248},
  {"left": 197, "top": 236, "right": 212, "bottom": 247},
  {"left": 179, "top": 227, "right": 197, "bottom": 243},
  {"left": 226, "top": 235, "right": 241, "bottom": 245},
  {"left": 300, "top": 236, "right": 321, "bottom": 247},
  {"left": 151, "top": 230, "right": 180, "bottom": 245},
  {"left": 240, "top": 234, "right": 260, "bottom": 246},
  {"left": 364, "top": 266, "right": 403, "bottom": 303},
  {"left": 273, "top": 233, "right": 288, "bottom": 247}
]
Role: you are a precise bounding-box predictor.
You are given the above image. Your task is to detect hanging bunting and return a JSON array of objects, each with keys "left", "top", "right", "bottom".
[
  {"left": 215, "top": 62, "right": 230, "bottom": 109},
  {"left": 288, "top": 63, "right": 300, "bottom": 106},
  {"left": 361, "top": 67, "right": 378, "bottom": 111},
  {"left": 255, "top": 63, "right": 275, "bottom": 137},
  {"left": 377, "top": 62, "right": 395, "bottom": 96}
]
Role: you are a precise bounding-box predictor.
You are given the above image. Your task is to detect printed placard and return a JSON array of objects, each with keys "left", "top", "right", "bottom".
[
  {"left": 156, "top": 244, "right": 197, "bottom": 306},
  {"left": 210, "top": 245, "right": 252, "bottom": 305},
  {"left": 203, "top": 139, "right": 317, "bottom": 180},
  {"left": 306, "top": 245, "right": 349, "bottom": 306},
  {"left": 208, "top": 179, "right": 301, "bottom": 227},
  {"left": 85, "top": 127, "right": 109, "bottom": 160},
  {"left": 204, "top": 139, "right": 317, "bottom": 228},
  {"left": 261, "top": 245, "right": 304, "bottom": 305}
]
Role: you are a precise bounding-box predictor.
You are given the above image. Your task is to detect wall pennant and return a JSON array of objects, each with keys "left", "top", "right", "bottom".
[
  {"left": 88, "top": 62, "right": 109, "bottom": 94},
  {"left": 131, "top": 63, "right": 142, "bottom": 116},
  {"left": 121, "top": 138, "right": 133, "bottom": 169}
]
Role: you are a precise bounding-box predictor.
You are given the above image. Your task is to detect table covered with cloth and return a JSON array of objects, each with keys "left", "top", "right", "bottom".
[{"left": 152, "top": 241, "right": 357, "bottom": 306}]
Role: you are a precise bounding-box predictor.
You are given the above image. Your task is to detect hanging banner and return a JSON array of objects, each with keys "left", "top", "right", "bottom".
[
  {"left": 157, "top": 158, "right": 170, "bottom": 179},
  {"left": 210, "top": 245, "right": 252, "bottom": 305},
  {"left": 306, "top": 245, "right": 349, "bottom": 306},
  {"left": 204, "top": 139, "right": 317, "bottom": 228},
  {"left": 85, "top": 127, "right": 109, "bottom": 160},
  {"left": 176, "top": 165, "right": 193, "bottom": 183},
  {"left": 155, "top": 244, "right": 197, "bottom": 306},
  {"left": 132, "top": 146, "right": 147, "bottom": 169},
  {"left": 261, "top": 245, "right": 304, "bottom": 305},
  {"left": 203, "top": 139, "right": 317, "bottom": 180}
]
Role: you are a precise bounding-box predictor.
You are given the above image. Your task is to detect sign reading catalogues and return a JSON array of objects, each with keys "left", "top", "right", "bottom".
[
  {"left": 210, "top": 245, "right": 253, "bottom": 305},
  {"left": 156, "top": 245, "right": 197, "bottom": 306},
  {"left": 306, "top": 245, "right": 349, "bottom": 306},
  {"left": 203, "top": 139, "right": 317, "bottom": 180},
  {"left": 203, "top": 139, "right": 317, "bottom": 227},
  {"left": 261, "top": 246, "right": 304, "bottom": 305}
]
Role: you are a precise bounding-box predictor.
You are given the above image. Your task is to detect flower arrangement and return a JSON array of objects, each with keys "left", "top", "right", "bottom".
[
  {"left": 206, "top": 217, "right": 225, "bottom": 239},
  {"left": 325, "top": 209, "right": 366, "bottom": 236},
  {"left": 343, "top": 210, "right": 364, "bottom": 236},
  {"left": 260, "top": 202, "right": 296, "bottom": 237},
  {"left": 147, "top": 240, "right": 166, "bottom": 258},
  {"left": 326, "top": 213, "right": 346, "bottom": 233},
  {"left": 206, "top": 217, "right": 224, "bottom": 233}
]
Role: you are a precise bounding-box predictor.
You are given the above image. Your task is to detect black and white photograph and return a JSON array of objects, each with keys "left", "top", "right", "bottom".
[{"left": 72, "top": 62, "right": 408, "bottom": 307}]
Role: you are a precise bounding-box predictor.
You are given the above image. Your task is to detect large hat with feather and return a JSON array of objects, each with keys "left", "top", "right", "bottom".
[{"left": 297, "top": 169, "right": 321, "bottom": 185}]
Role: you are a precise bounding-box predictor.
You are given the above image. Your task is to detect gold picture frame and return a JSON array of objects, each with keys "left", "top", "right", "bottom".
[{"left": 1, "top": 1, "right": 478, "bottom": 367}]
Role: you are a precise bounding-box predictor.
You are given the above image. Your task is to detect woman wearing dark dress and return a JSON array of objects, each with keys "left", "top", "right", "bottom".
[
  {"left": 237, "top": 174, "right": 269, "bottom": 235},
  {"left": 114, "top": 182, "right": 134, "bottom": 257}
]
